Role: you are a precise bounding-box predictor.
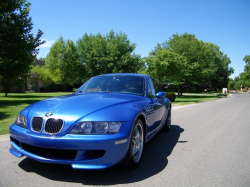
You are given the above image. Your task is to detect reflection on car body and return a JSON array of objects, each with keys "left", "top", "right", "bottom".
[{"left": 9, "top": 73, "right": 171, "bottom": 170}]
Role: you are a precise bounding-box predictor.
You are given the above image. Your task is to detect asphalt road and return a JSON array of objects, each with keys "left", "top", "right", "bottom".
[{"left": 0, "top": 93, "right": 250, "bottom": 187}]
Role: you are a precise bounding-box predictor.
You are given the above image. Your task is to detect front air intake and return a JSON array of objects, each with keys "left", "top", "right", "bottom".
[
  {"left": 45, "top": 118, "right": 64, "bottom": 134},
  {"left": 32, "top": 117, "right": 43, "bottom": 132}
]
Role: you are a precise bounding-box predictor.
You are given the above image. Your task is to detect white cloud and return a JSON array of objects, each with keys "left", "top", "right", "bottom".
[{"left": 39, "top": 39, "right": 55, "bottom": 48}]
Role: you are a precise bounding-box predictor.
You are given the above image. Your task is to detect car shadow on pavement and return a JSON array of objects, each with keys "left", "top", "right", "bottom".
[{"left": 18, "top": 125, "right": 184, "bottom": 185}]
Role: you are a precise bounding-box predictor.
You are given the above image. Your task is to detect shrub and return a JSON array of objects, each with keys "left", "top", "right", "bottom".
[
  {"left": 216, "top": 93, "right": 227, "bottom": 97},
  {"left": 165, "top": 92, "right": 176, "bottom": 102}
]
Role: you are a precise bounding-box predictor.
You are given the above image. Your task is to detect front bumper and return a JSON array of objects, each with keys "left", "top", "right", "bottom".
[{"left": 9, "top": 122, "right": 132, "bottom": 169}]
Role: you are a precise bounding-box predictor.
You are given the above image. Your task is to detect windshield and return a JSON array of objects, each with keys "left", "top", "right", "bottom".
[{"left": 77, "top": 75, "right": 145, "bottom": 96}]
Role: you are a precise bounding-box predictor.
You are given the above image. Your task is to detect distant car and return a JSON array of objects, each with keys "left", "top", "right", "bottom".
[{"left": 9, "top": 73, "right": 171, "bottom": 169}]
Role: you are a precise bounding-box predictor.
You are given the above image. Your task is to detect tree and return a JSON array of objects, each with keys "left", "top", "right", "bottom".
[
  {"left": 77, "top": 30, "right": 142, "bottom": 78},
  {"left": 243, "top": 55, "right": 250, "bottom": 86},
  {"left": 227, "top": 78, "right": 235, "bottom": 91},
  {"left": 63, "top": 39, "right": 84, "bottom": 86},
  {"left": 145, "top": 44, "right": 187, "bottom": 96},
  {"left": 240, "top": 55, "right": 250, "bottom": 89},
  {"left": 45, "top": 37, "right": 83, "bottom": 90},
  {"left": 233, "top": 76, "right": 242, "bottom": 90},
  {"left": 230, "top": 55, "right": 250, "bottom": 91},
  {"left": 207, "top": 43, "right": 234, "bottom": 90},
  {"left": 161, "top": 33, "right": 233, "bottom": 92},
  {"left": 45, "top": 36, "right": 65, "bottom": 84},
  {"left": 0, "top": 0, "right": 44, "bottom": 96},
  {"left": 165, "top": 34, "right": 215, "bottom": 87},
  {"left": 240, "top": 72, "right": 250, "bottom": 89},
  {"left": 31, "top": 65, "right": 55, "bottom": 84}
]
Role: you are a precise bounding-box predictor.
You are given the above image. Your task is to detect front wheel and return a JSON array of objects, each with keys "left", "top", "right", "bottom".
[{"left": 121, "top": 119, "right": 144, "bottom": 169}]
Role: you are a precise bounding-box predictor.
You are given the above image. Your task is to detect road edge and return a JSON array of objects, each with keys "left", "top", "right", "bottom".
[
  {"left": 0, "top": 134, "right": 9, "bottom": 142},
  {"left": 0, "top": 94, "right": 232, "bottom": 141}
]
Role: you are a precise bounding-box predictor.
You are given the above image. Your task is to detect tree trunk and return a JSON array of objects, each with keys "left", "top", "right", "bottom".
[
  {"left": 4, "top": 79, "right": 9, "bottom": 97},
  {"left": 178, "top": 85, "right": 182, "bottom": 97}
]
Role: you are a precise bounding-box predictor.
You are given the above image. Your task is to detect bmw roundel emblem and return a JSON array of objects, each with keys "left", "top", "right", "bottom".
[{"left": 45, "top": 112, "right": 53, "bottom": 117}]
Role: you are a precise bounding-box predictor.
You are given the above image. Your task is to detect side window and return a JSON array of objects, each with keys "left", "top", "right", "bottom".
[
  {"left": 148, "top": 79, "right": 155, "bottom": 98},
  {"left": 152, "top": 78, "right": 161, "bottom": 93}
]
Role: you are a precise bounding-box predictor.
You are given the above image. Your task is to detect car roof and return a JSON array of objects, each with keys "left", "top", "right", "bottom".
[{"left": 96, "top": 73, "right": 150, "bottom": 78}]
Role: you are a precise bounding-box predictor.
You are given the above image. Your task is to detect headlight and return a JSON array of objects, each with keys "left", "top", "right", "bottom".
[
  {"left": 69, "top": 122, "right": 121, "bottom": 135},
  {"left": 15, "top": 114, "right": 27, "bottom": 129}
]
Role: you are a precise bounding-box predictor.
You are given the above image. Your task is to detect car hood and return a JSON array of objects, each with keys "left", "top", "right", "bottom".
[{"left": 27, "top": 93, "right": 143, "bottom": 121}]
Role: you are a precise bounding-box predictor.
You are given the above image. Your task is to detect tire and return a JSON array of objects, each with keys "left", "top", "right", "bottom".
[
  {"left": 163, "top": 108, "right": 171, "bottom": 132},
  {"left": 121, "top": 119, "right": 144, "bottom": 169}
]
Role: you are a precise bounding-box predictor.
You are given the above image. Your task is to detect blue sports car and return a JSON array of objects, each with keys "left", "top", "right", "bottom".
[{"left": 9, "top": 73, "right": 171, "bottom": 169}]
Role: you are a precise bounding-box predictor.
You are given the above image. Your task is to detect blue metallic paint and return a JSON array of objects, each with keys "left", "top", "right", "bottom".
[{"left": 9, "top": 73, "right": 171, "bottom": 169}]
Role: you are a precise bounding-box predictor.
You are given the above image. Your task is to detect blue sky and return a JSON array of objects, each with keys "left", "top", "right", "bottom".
[{"left": 29, "top": 0, "right": 250, "bottom": 78}]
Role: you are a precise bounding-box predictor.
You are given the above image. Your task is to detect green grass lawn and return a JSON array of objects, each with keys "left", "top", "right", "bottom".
[
  {"left": 0, "top": 92, "right": 72, "bottom": 135},
  {"left": 0, "top": 92, "right": 227, "bottom": 135},
  {"left": 173, "top": 93, "right": 228, "bottom": 105}
]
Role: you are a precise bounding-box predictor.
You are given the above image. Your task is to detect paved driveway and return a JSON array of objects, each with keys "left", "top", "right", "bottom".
[{"left": 1, "top": 93, "right": 250, "bottom": 186}]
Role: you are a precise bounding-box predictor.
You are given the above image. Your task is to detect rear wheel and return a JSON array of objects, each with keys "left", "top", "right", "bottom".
[
  {"left": 122, "top": 119, "right": 144, "bottom": 169},
  {"left": 163, "top": 108, "right": 171, "bottom": 131}
]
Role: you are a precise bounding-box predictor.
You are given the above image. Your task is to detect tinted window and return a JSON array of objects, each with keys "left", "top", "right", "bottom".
[
  {"left": 78, "top": 75, "right": 145, "bottom": 96},
  {"left": 148, "top": 78, "right": 155, "bottom": 98},
  {"left": 152, "top": 78, "right": 161, "bottom": 93}
]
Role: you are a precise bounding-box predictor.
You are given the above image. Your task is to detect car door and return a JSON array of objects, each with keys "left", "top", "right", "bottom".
[
  {"left": 147, "top": 78, "right": 166, "bottom": 134},
  {"left": 151, "top": 78, "right": 165, "bottom": 125}
]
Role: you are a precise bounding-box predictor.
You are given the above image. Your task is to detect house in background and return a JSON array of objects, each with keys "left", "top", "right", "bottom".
[
  {"left": 27, "top": 59, "right": 49, "bottom": 92},
  {"left": 0, "top": 59, "right": 49, "bottom": 93}
]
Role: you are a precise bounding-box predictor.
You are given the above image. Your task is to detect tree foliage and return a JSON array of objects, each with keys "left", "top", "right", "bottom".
[
  {"left": 44, "top": 37, "right": 83, "bottom": 89},
  {"left": 145, "top": 44, "right": 187, "bottom": 86},
  {"left": 227, "top": 78, "right": 235, "bottom": 91},
  {"left": 64, "top": 39, "right": 84, "bottom": 85},
  {"left": 0, "top": 0, "right": 44, "bottom": 96},
  {"left": 166, "top": 33, "right": 232, "bottom": 88},
  {"left": 45, "top": 36, "right": 65, "bottom": 83},
  {"left": 207, "top": 43, "right": 234, "bottom": 89},
  {"left": 31, "top": 65, "right": 55, "bottom": 84},
  {"left": 77, "top": 30, "right": 142, "bottom": 78},
  {"left": 32, "top": 31, "right": 142, "bottom": 90},
  {"left": 228, "top": 55, "right": 250, "bottom": 91},
  {"left": 146, "top": 33, "right": 233, "bottom": 94},
  {"left": 240, "top": 55, "right": 250, "bottom": 89},
  {"left": 243, "top": 55, "right": 250, "bottom": 78},
  {"left": 30, "top": 31, "right": 235, "bottom": 93}
]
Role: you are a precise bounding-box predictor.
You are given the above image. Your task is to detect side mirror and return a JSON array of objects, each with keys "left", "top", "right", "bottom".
[{"left": 155, "top": 91, "right": 165, "bottom": 98}]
